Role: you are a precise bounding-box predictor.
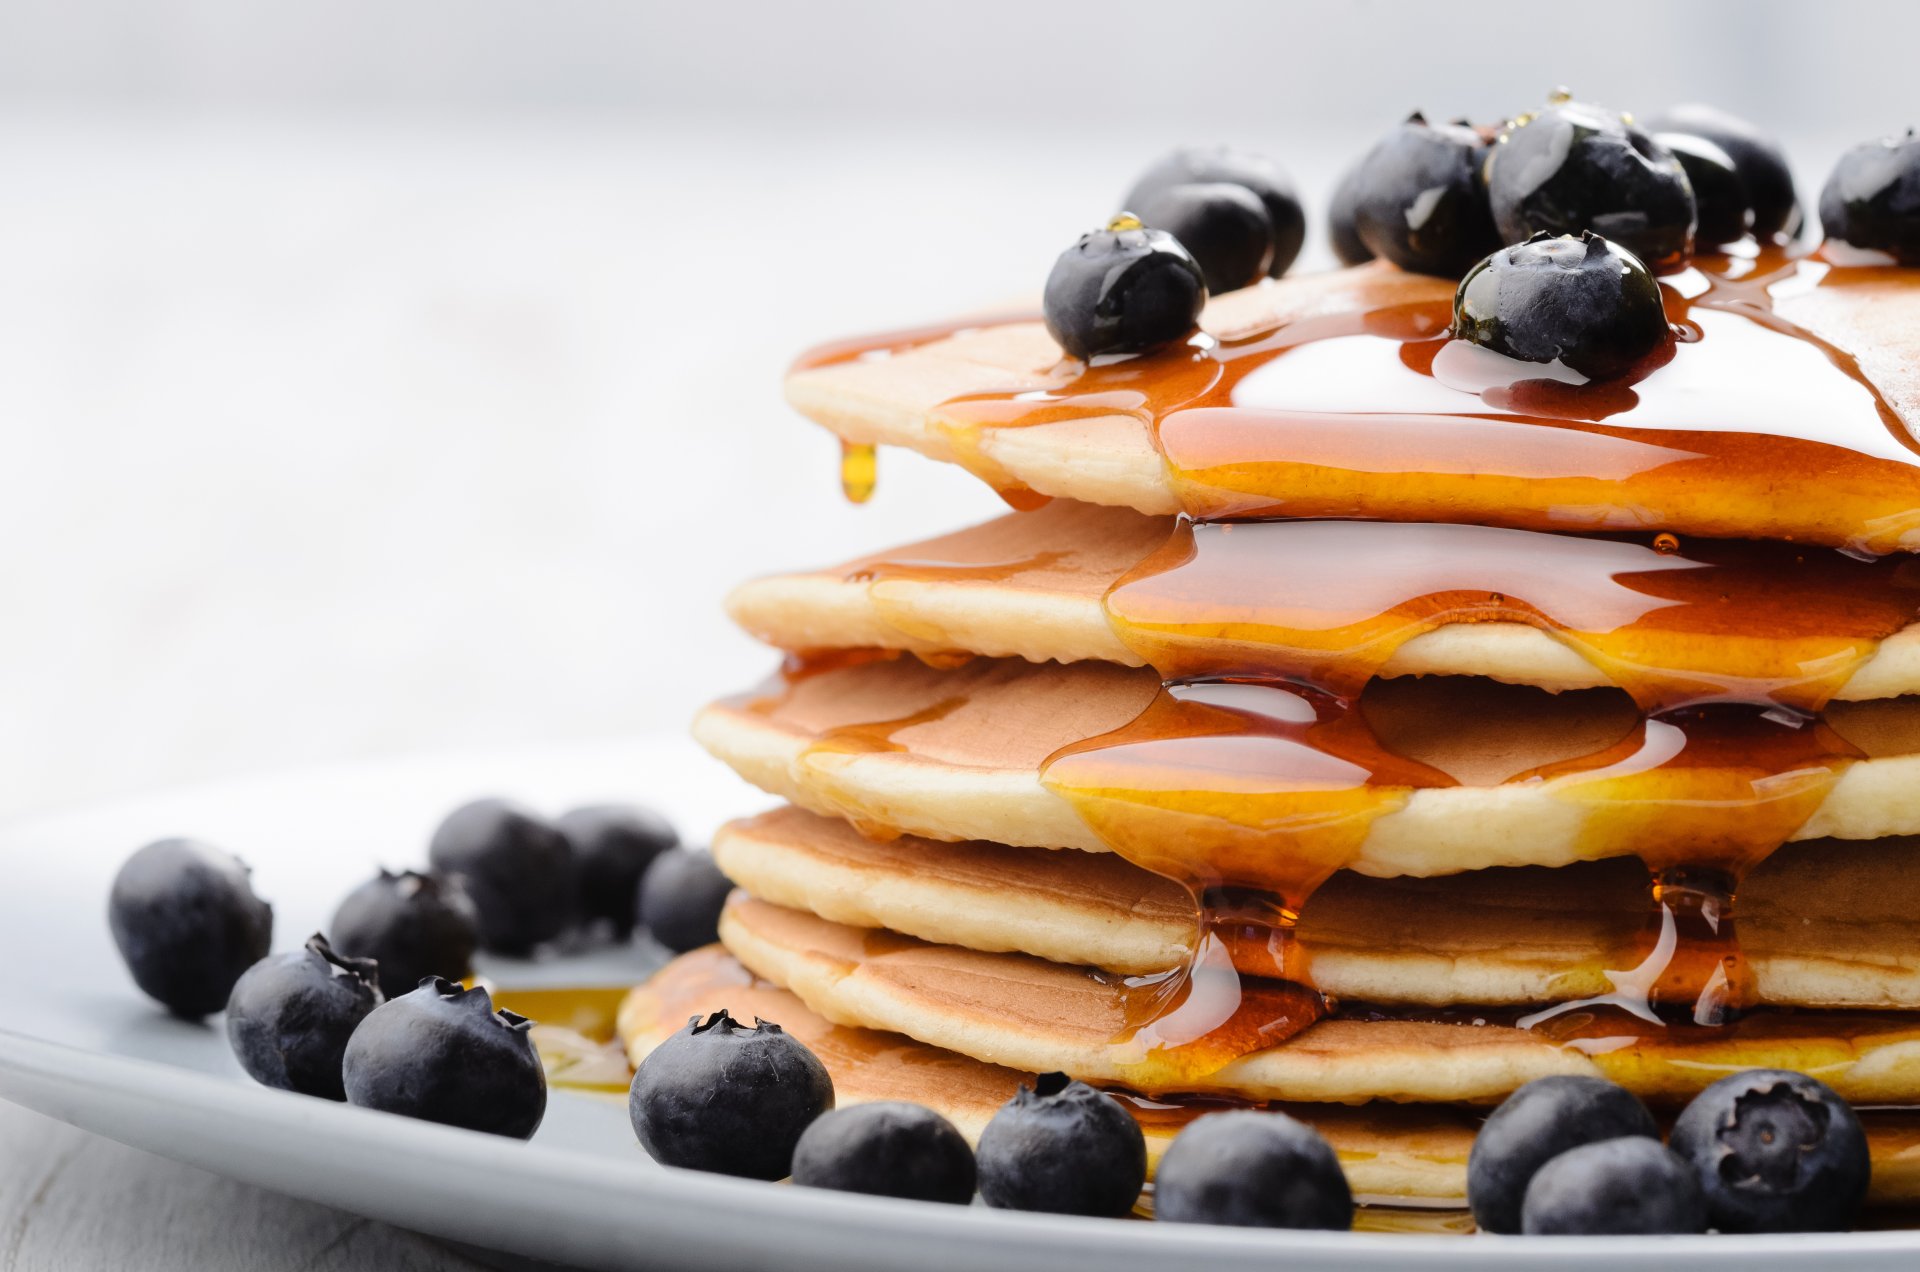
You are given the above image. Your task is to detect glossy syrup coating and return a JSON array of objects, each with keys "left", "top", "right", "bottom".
[
  {"left": 1485, "top": 97, "right": 1697, "bottom": 271},
  {"left": 1820, "top": 129, "right": 1920, "bottom": 265},
  {"left": 1451, "top": 231, "right": 1670, "bottom": 381},
  {"left": 1131, "top": 181, "right": 1273, "bottom": 294},
  {"left": 225, "top": 933, "right": 381, "bottom": 1100},
  {"left": 1656, "top": 130, "right": 1751, "bottom": 248},
  {"left": 1123, "top": 144, "right": 1305, "bottom": 278},
  {"left": 1350, "top": 112, "right": 1500, "bottom": 277},
  {"left": 1041, "top": 216, "right": 1207, "bottom": 361},
  {"left": 1646, "top": 102, "right": 1801, "bottom": 239},
  {"left": 108, "top": 837, "right": 274, "bottom": 1019}
]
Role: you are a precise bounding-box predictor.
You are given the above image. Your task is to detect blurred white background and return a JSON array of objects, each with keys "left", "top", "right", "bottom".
[{"left": 2, "top": 0, "right": 1916, "bottom": 817}]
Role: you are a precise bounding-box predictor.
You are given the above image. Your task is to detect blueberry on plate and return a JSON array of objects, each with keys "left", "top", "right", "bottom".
[
  {"left": 637, "top": 846, "right": 735, "bottom": 953},
  {"left": 1466, "top": 1074, "right": 1660, "bottom": 1234},
  {"left": 557, "top": 803, "right": 678, "bottom": 940},
  {"left": 790, "top": 1101, "right": 976, "bottom": 1204},
  {"left": 1131, "top": 181, "right": 1274, "bottom": 295},
  {"left": 1043, "top": 215, "right": 1207, "bottom": 362},
  {"left": 342, "top": 977, "right": 547, "bottom": 1139},
  {"left": 1485, "top": 95, "right": 1697, "bottom": 271},
  {"left": 1521, "top": 1137, "right": 1707, "bottom": 1235},
  {"left": 225, "top": 933, "right": 381, "bottom": 1100},
  {"left": 1668, "top": 1068, "right": 1870, "bottom": 1233},
  {"left": 1327, "top": 161, "right": 1375, "bottom": 266},
  {"left": 975, "top": 1072, "right": 1146, "bottom": 1217},
  {"left": 1645, "top": 103, "right": 1800, "bottom": 240},
  {"left": 108, "top": 838, "right": 274, "bottom": 1019},
  {"left": 1124, "top": 145, "right": 1306, "bottom": 278},
  {"left": 1655, "top": 131, "right": 1751, "bottom": 249},
  {"left": 329, "top": 869, "right": 480, "bottom": 1000},
  {"left": 1820, "top": 129, "right": 1920, "bottom": 266},
  {"left": 1451, "top": 231, "right": 1671, "bottom": 382},
  {"left": 1350, "top": 112, "right": 1501, "bottom": 278},
  {"left": 426, "top": 798, "right": 575, "bottom": 955},
  {"left": 629, "top": 1009, "right": 834, "bottom": 1179},
  {"left": 1154, "top": 1110, "right": 1352, "bottom": 1229}
]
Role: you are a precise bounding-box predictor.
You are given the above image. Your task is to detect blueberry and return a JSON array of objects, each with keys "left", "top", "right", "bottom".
[
  {"left": 1124, "top": 145, "right": 1305, "bottom": 278},
  {"left": 1820, "top": 129, "right": 1920, "bottom": 266},
  {"left": 225, "top": 933, "right": 381, "bottom": 1100},
  {"left": 1521, "top": 1137, "right": 1707, "bottom": 1235},
  {"left": 629, "top": 1009, "right": 834, "bottom": 1179},
  {"left": 426, "top": 799, "right": 574, "bottom": 955},
  {"left": 790, "top": 1102, "right": 976, "bottom": 1204},
  {"left": 329, "top": 869, "right": 480, "bottom": 1000},
  {"left": 1466, "top": 1074, "right": 1659, "bottom": 1234},
  {"left": 557, "top": 803, "right": 678, "bottom": 940},
  {"left": 1154, "top": 1110, "right": 1352, "bottom": 1229},
  {"left": 1327, "top": 161, "right": 1374, "bottom": 266},
  {"left": 637, "top": 846, "right": 734, "bottom": 953},
  {"left": 341, "top": 977, "right": 546, "bottom": 1139},
  {"left": 1452, "top": 231, "right": 1671, "bottom": 382},
  {"left": 975, "top": 1072, "right": 1146, "bottom": 1217},
  {"left": 1486, "top": 96, "right": 1697, "bottom": 271},
  {"left": 1350, "top": 112, "right": 1501, "bottom": 278},
  {"left": 108, "top": 838, "right": 274, "bottom": 1019},
  {"left": 1132, "top": 181, "right": 1273, "bottom": 295},
  {"left": 1668, "top": 1068, "right": 1870, "bottom": 1233},
  {"left": 1645, "top": 103, "right": 1800, "bottom": 239},
  {"left": 1043, "top": 215, "right": 1207, "bottom": 362},
  {"left": 1656, "top": 131, "right": 1751, "bottom": 249}
]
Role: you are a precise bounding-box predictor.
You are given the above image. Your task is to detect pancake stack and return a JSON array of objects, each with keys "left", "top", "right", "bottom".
[{"left": 620, "top": 254, "right": 1920, "bottom": 1206}]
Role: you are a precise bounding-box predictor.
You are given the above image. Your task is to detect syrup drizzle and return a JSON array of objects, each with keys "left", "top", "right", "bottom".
[{"left": 787, "top": 244, "right": 1920, "bottom": 1086}]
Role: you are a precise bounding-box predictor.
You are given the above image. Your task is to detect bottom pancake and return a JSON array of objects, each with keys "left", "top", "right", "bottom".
[
  {"left": 717, "top": 894, "right": 1920, "bottom": 1107},
  {"left": 618, "top": 946, "right": 1920, "bottom": 1207}
]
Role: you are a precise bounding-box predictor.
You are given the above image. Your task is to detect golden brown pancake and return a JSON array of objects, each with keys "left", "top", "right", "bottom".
[
  {"left": 729, "top": 499, "right": 1920, "bottom": 701},
  {"left": 618, "top": 947, "right": 1920, "bottom": 1206},
  {"left": 696, "top": 656, "right": 1920, "bottom": 876},
  {"left": 714, "top": 805, "right": 1920, "bottom": 1009},
  {"left": 717, "top": 895, "right": 1920, "bottom": 1107}
]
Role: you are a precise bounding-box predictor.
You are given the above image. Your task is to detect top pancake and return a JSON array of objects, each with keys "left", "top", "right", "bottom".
[{"left": 785, "top": 261, "right": 1920, "bottom": 553}]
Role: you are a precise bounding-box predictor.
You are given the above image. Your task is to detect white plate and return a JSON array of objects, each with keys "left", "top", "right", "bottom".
[{"left": 1, "top": 736, "right": 1915, "bottom": 1270}]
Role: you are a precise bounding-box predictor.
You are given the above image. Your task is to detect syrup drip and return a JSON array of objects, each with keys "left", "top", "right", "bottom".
[{"left": 839, "top": 440, "right": 876, "bottom": 504}]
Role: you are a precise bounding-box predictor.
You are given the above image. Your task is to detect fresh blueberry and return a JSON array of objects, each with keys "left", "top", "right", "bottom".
[
  {"left": 1124, "top": 145, "right": 1305, "bottom": 278},
  {"left": 1466, "top": 1074, "right": 1659, "bottom": 1234},
  {"left": 790, "top": 1101, "right": 976, "bottom": 1204},
  {"left": 1521, "top": 1137, "right": 1707, "bottom": 1235},
  {"left": 637, "top": 846, "right": 734, "bottom": 953},
  {"left": 629, "top": 1009, "right": 834, "bottom": 1179},
  {"left": 557, "top": 803, "right": 678, "bottom": 941},
  {"left": 341, "top": 977, "right": 546, "bottom": 1139},
  {"left": 1645, "top": 103, "right": 1800, "bottom": 239},
  {"left": 1328, "top": 161, "right": 1374, "bottom": 266},
  {"left": 329, "top": 869, "right": 480, "bottom": 1000},
  {"left": 1451, "top": 231, "right": 1671, "bottom": 382},
  {"left": 426, "top": 799, "right": 574, "bottom": 955},
  {"left": 1043, "top": 215, "right": 1207, "bottom": 362},
  {"left": 1656, "top": 131, "right": 1751, "bottom": 249},
  {"left": 1820, "top": 129, "right": 1920, "bottom": 266},
  {"left": 1350, "top": 112, "right": 1501, "bottom": 278},
  {"left": 1154, "top": 1110, "right": 1352, "bottom": 1229},
  {"left": 1132, "top": 181, "right": 1273, "bottom": 295},
  {"left": 225, "top": 933, "right": 381, "bottom": 1100},
  {"left": 975, "top": 1072, "right": 1146, "bottom": 1217},
  {"left": 1485, "top": 95, "right": 1697, "bottom": 271},
  {"left": 1668, "top": 1068, "right": 1870, "bottom": 1233},
  {"left": 108, "top": 838, "right": 274, "bottom": 1019}
]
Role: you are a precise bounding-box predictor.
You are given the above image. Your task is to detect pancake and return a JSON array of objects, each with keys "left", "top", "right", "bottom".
[
  {"left": 695, "top": 655, "right": 1920, "bottom": 877},
  {"left": 784, "top": 261, "right": 1920, "bottom": 553},
  {"left": 714, "top": 806, "right": 1920, "bottom": 1010},
  {"left": 717, "top": 895, "right": 1920, "bottom": 1107},
  {"left": 728, "top": 499, "right": 1920, "bottom": 702},
  {"left": 620, "top": 947, "right": 1920, "bottom": 1207}
]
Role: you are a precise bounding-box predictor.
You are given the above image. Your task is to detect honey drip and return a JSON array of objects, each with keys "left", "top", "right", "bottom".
[{"left": 839, "top": 440, "right": 877, "bottom": 504}]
